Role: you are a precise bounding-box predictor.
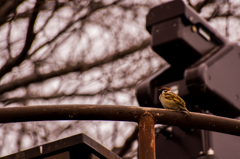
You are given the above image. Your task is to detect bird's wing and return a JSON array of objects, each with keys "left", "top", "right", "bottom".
[{"left": 164, "top": 92, "right": 185, "bottom": 107}]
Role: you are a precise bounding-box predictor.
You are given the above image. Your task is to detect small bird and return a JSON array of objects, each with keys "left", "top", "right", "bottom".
[{"left": 159, "top": 87, "right": 191, "bottom": 116}]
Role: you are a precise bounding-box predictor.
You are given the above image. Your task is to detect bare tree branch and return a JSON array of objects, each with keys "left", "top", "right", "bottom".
[
  {"left": 0, "top": 78, "right": 140, "bottom": 105},
  {"left": 0, "top": 0, "right": 44, "bottom": 79},
  {"left": 112, "top": 125, "right": 139, "bottom": 157},
  {"left": 225, "top": 0, "right": 231, "bottom": 38},
  {"left": 188, "top": 0, "right": 215, "bottom": 13},
  {"left": 28, "top": 1, "right": 118, "bottom": 58},
  {"left": 0, "top": 0, "right": 24, "bottom": 26},
  {"left": 0, "top": 37, "right": 150, "bottom": 95},
  {"left": 35, "top": 0, "right": 62, "bottom": 34}
]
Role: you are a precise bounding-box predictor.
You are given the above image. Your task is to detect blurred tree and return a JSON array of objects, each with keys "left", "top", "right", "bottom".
[{"left": 0, "top": 0, "right": 239, "bottom": 158}]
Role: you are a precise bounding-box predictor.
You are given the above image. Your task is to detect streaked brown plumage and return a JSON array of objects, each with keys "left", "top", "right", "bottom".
[{"left": 159, "top": 87, "right": 191, "bottom": 116}]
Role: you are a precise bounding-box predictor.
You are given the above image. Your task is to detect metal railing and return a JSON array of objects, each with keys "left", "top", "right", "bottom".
[{"left": 0, "top": 104, "right": 240, "bottom": 159}]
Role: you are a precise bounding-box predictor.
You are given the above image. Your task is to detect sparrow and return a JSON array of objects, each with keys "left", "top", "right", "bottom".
[{"left": 159, "top": 87, "right": 191, "bottom": 116}]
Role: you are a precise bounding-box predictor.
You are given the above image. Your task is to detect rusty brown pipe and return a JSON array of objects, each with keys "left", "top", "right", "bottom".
[{"left": 0, "top": 105, "right": 239, "bottom": 136}]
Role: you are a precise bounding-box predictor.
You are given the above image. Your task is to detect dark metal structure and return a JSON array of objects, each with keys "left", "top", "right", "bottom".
[
  {"left": 1, "top": 133, "right": 121, "bottom": 159},
  {"left": 0, "top": 105, "right": 239, "bottom": 159},
  {"left": 135, "top": 0, "right": 240, "bottom": 158},
  {"left": 137, "top": 0, "right": 240, "bottom": 118}
]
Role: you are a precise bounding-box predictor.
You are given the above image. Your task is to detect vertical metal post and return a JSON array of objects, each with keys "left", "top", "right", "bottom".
[{"left": 139, "top": 113, "right": 155, "bottom": 159}]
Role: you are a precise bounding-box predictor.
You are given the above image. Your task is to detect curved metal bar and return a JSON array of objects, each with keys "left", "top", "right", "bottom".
[{"left": 0, "top": 104, "right": 239, "bottom": 136}]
